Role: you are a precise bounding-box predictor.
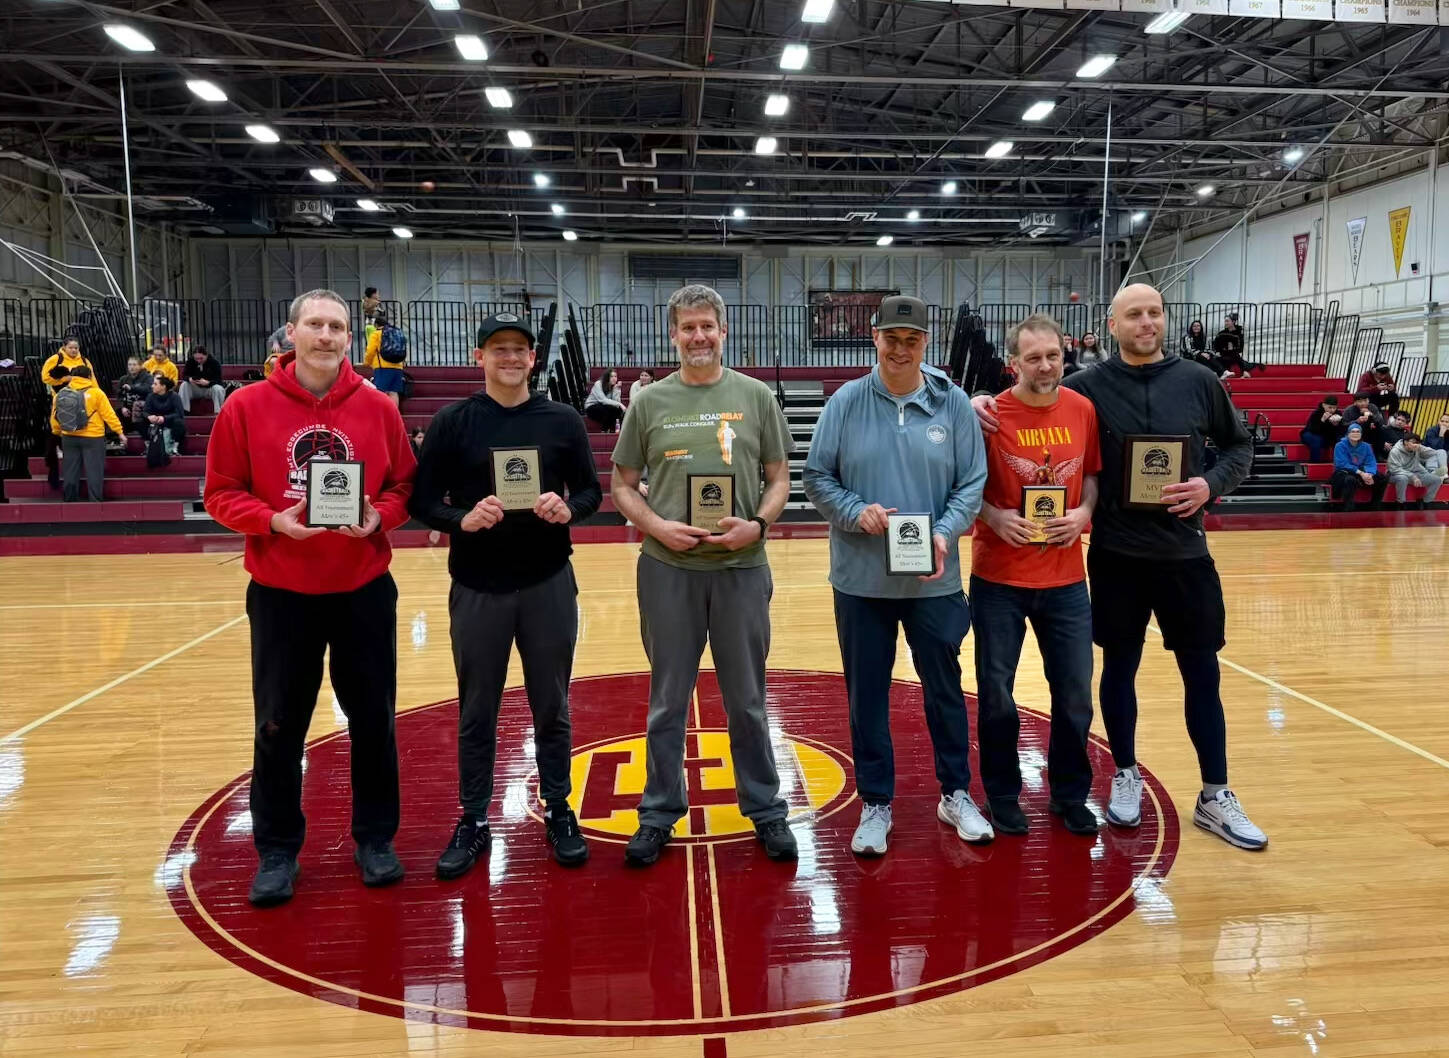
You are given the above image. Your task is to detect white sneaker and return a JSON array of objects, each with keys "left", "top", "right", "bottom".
[
  {"left": 938, "top": 790, "right": 994, "bottom": 844},
  {"left": 1107, "top": 769, "right": 1143, "bottom": 827},
  {"left": 851, "top": 803, "right": 892, "bottom": 857},
  {"left": 1194, "top": 789, "right": 1268, "bottom": 850}
]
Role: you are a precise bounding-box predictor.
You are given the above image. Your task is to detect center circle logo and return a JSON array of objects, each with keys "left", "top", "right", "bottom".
[{"left": 167, "top": 670, "right": 1179, "bottom": 1037}]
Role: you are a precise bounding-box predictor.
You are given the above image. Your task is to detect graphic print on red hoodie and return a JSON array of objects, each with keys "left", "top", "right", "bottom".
[{"left": 203, "top": 354, "right": 417, "bottom": 594}]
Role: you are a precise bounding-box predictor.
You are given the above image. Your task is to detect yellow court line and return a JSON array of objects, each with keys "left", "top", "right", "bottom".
[
  {"left": 692, "top": 686, "right": 702, "bottom": 728},
  {"left": 705, "top": 844, "right": 732, "bottom": 1018},
  {"left": 684, "top": 846, "right": 704, "bottom": 1021},
  {"left": 2, "top": 614, "right": 245, "bottom": 744},
  {"left": 1146, "top": 624, "right": 1449, "bottom": 772}
]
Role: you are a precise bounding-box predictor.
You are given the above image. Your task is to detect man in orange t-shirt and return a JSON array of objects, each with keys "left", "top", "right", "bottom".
[{"left": 971, "top": 313, "right": 1100, "bottom": 838}]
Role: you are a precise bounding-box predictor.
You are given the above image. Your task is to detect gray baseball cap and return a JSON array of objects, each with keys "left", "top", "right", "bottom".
[{"left": 873, "top": 295, "right": 929, "bottom": 332}]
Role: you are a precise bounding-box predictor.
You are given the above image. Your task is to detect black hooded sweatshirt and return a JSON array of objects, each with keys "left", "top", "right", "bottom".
[{"left": 1063, "top": 354, "right": 1252, "bottom": 560}]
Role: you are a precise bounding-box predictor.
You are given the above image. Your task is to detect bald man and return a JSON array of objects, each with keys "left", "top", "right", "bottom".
[{"left": 974, "top": 284, "right": 1266, "bottom": 851}]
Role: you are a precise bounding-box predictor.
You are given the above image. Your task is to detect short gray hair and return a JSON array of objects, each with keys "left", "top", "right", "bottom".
[
  {"left": 667, "top": 284, "right": 726, "bottom": 330},
  {"left": 288, "top": 288, "right": 350, "bottom": 325},
  {"left": 1005, "top": 313, "right": 1063, "bottom": 357}
]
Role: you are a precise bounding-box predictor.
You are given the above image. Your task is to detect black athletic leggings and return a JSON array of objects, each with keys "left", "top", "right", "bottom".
[{"left": 1099, "top": 641, "right": 1228, "bottom": 785}]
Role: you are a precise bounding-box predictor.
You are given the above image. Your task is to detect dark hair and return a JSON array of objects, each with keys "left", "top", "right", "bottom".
[
  {"left": 1354, "top": 391, "right": 1373, "bottom": 401},
  {"left": 1393, "top": 410, "right": 1411, "bottom": 423},
  {"left": 603, "top": 367, "right": 618, "bottom": 389},
  {"left": 70, "top": 365, "right": 93, "bottom": 379},
  {"left": 155, "top": 374, "right": 175, "bottom": 391},
  {"left": 48, "top": 364, "right": 70, "bottom": 381},
  {"left": 1081, "top": 331, "right": 1098, "bottom": 343},
  {"left": 1322, "top": 395, "right": 1339, "bottom": 406},
  {"left": 1403, "top": 431, "right": 1422, "bottom": 443},
  {"left": 639, "top": 368, "right": 653, "bottom": 378},
  {"left": 364, "top": 286, "right": 378, "bottom": 298},
  {"left": 192, "top": 345, "right": 209, "bottom": 357},
  {"left": 1189, "top": 320, "right": 1203, "bottom": 333}
]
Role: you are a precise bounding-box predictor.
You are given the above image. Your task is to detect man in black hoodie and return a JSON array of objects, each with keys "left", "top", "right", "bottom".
[
  {"left": 409, "top": 312, "right": 602, "bottom": 876},
  {"left": 973, "top": 284, "right": 1266, "bottom": 852}
]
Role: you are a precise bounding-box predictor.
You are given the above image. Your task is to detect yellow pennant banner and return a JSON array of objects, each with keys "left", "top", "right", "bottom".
[{"left": 1388, "top": 206, "right": 1411, "bottom": 277}]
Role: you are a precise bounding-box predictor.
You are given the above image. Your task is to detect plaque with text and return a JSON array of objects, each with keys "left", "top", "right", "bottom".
[
  {"left": 1021, "top": 484, "right": 1068, "bottom": 544},
  {"left": 688, "top": 473, "right": 735, "bottom": 533},
  {"left": 1122, "top": 434, "right": 1188, "bottom": 510},
  {"left": 886, "top": 512, "right": 935, "bottom": 576},
  {"left": 491, "top": 446, "right": 542, "bottom": 511},
  {"left": 305, "top": 459, "right": 365, "bottom": 528}
]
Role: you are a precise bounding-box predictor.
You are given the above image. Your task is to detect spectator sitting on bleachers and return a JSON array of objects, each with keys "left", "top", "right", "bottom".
[
  {"left": 410, "top": 427, "right": 426, "bottom": 463},
  {"left": 1381, "top": 409, "right": 1412, "bottom": 446},
  {"left": 1076, "top": 330, "right": 1106, "bottom": 367},
  {"left": 51, "top": 364, "right": 122, "bottom": 503},
  {"left": 1300, "top": 395, "right": 1344, "bottom": 463},
  {"left": 42, "top": 337, "right": 93, "bottom": 392},
  {"left": 180, "top": 345, "right": 226, "bottom": 413},
  {"left": 116, "top": 355, "right": 154, "bottom": 434},
  {"left": 144, "top": 374, "right": 187, "bottom": 456},
  {"left": 1181, "top": 320, "right": 1225, "bottom": 375},
  {"left": 1213, "top": 314, "right": 1264, "bottom": 377},
  {"left": 1330, "top": 422, "right": 1388, "bottom": 511},
  {"left": 1356, "top": 362, "right": 1399, "bottom": 416},
  {"left": 629, "top": 368, "right": 654, "bottom": 401},
  {"left": 584, "top": 367, "right": 626, "bottom": 432},
  {"left": 1421, "top": 412, "right": 1449, "bottom": 473},
  {"left": 1386, "top": 432, "right": 1445, "bottom": 509},
  {"left": 1343, "top": 392, "right": 1385, "bottom": 452},
  {"left": 141, "top": 345, "right": 179, "bottom": 385}
]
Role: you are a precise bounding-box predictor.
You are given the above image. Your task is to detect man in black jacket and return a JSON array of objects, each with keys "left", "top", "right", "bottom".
[
  {"left": 973, "top": 284, "right": 1266, "bottom": 852},
  {"left": 1300, "top": 396, "right": 1344, "bottom": 464},
  {"left": 409, "top": 312, "right": 602, "bottom": 876},
  {"left": 180, "top": 345, "right": 226, "bottom": 413}
]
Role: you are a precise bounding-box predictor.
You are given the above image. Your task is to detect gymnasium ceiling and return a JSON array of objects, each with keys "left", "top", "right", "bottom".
[{"left": 1, "top": 0, "right": 1446, "bottom": 246}]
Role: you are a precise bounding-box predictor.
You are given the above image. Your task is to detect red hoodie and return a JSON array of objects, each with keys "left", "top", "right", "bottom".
[{"left": 204, "top": 354, "right": 416, "bottom": 594}]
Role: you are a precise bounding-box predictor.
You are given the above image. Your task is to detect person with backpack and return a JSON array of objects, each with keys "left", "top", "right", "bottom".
[
  {"left": 51, "top": 364, "right": 122, "bottom": 502},
  {"left": 366, "top": 322, "right": 409, "bottom": 407},
  {"left": 144, "top": 374, "right": 187, "bottom": 458},
  {"left": 180, "top": 345, "right": 226, "bottom": 413}
]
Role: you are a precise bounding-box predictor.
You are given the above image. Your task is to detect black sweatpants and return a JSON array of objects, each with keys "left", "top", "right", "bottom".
[
  {"left": 449, "top": 564, "right": 579, "bottom": 817},
  {"left": 246, "top": 573, "right": 401, "bottom": 858}
]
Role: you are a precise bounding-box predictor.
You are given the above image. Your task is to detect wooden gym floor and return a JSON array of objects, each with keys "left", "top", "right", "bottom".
[{"left": 2, "top": 527, "right": 1449, "bottom": 1057}]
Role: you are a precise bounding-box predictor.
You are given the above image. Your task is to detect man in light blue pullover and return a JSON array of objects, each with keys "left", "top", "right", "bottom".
[
  {"left": 803, "top": 295, "right": 990, "bottom": 857},
  {"left": 1330, "top": 421, "right": 1388, "bottom": 511}
]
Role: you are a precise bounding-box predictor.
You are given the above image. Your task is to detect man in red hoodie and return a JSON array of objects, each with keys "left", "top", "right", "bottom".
[{"left": 204, "top": 288, "right": 416, "bottom": 907}]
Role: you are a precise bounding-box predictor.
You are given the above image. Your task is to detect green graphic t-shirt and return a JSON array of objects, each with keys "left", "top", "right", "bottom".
[{"left": 612, "top": 368, "right": 792, "bottom": 570}]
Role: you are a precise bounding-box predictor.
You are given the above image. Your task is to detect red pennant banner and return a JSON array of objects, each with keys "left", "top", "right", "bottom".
[{"left": 1293, "top": 232, "right": 1310, "bottom": 290}]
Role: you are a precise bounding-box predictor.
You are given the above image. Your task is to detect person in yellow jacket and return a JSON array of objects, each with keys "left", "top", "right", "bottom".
[
  {"left": 50, "top": 365, "right": 123, "bottom": 503},
  {"left": 141, "top": 345, "right": 180, "bottom": 385},
  {"left": 41, "top": 337, "right": 94, "bottom": 392}
]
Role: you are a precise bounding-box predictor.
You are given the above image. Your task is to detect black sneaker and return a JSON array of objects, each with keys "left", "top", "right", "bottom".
[
  {"left": 755, "top": 819, "right": 798, "bottom": 861},
  {"left": 354, "top": 840, "right": 406, "bottom": 887},
  {"left": 1050, "top": 800, "right": 1100, "bottom": 836},
  {"left": 545, "top": 805, "right": 589, "bottom": 867},
  {"left": 624, "top": 824, "right": 672, "bottom": 866},
  {"left": 248, "top": 852, "right": 299, "bottom": 908},
  {"left": 435, "top": 817, "right": 491, "bottom": 880},
  {"left": 988, "top": 797, "right": 1030, "bottom": 836}
]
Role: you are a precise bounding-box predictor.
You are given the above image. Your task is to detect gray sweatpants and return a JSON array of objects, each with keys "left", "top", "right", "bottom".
[
  {"left": 636, "top": 553, "right": 786, "bottom": 829},
  {"left": 1390, "top": 470, "right": 1445, "bottom": 504},
  {"left": 60, "top": 435, "right": 105, "bottom": 502},
  {"left": 448, "top": 565, "right": 578, "bottom": 816}
]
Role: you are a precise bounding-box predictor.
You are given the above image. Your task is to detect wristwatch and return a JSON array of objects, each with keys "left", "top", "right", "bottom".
[{"left": 750, "top": 516, "right": 770, "bottom": 540}]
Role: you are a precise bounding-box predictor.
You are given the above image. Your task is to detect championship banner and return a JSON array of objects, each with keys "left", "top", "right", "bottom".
[
  {"left": 1065, "top": 0, "right": 1121, "bottom": 9},
  {"left": 1293, "top": 233, "right": 1310, "bottom": 290},
  {"left": 1346, "top": 217, "right": 1367, "bottom": 284},
  {"left": 1388, "top": 206, "right": 1411, "bottom": 277},
  {"left": 1230, "top": 0, "right": 1280, "bottom": 15},
  {"left": 1334, "top": 0, "right": 1386, "bottom": 20},
  {"left": 1181, "top": 0, "right": 1230, "bottom": 12},
  {"left": 1386, "top": 0, "right": 1435, "bottom": 20},
  {"left": 1281, "top": 0, "right": 1334, "bottom": 16},
  {"left": 1120, "top": 0, "right": 1172, "bottom": 10}
]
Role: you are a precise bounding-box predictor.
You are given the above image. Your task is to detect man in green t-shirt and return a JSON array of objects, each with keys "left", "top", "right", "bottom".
[{"left": 610, "top": 284, "right": 797, "bottom": 866}]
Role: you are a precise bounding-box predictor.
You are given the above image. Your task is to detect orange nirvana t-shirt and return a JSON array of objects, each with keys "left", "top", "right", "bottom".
[{"left": 972, "top": 387, "right": 1100, "bottom": 589}]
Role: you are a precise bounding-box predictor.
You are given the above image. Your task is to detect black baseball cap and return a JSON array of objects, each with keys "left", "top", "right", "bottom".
[
  {"left": 475, "top": 311, "right": 535, "bottom": 348},
  {"left": 873, "top": 295, "right": 929, "bottom": 332}
]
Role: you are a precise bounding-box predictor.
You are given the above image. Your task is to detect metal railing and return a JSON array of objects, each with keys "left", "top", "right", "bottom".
[{"left": 1406, "top": 371, "right": 1449, "bottom": 433}]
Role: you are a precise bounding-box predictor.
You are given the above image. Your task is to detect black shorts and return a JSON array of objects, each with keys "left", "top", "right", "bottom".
[{"left": 1086, "top": 545, "right": 1226, "bottom": 652}]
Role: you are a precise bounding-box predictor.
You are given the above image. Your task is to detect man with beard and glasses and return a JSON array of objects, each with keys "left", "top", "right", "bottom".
[
  {"left": 609, "top": 284, "right": 798, "bottom": 867},
  {"left": 972, "top": 284, "right": 1266, "bottom": 851},
  {"left": 970, "top": 313, "right": 1100, "bottom": 839}
]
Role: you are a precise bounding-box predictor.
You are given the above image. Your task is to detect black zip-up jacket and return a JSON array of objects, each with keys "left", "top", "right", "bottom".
[
  {"left": 1063, "top": 354, "right": 1252, "bottom": 559},
  {"left": 408, "top": 391, "right": 601, "bottom": 592},
  {"left": 183, "top": 356, "right": 223, "bottom": 386}
]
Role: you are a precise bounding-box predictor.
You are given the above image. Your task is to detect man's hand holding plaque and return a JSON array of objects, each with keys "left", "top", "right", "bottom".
[
  {"left": 490, "top": 446, "right": 542, "bottom": 511},
  {"left": 1121, "top": 434, "right": 1189, "bottom": 510},
  {"left": 1020, "top": 484, "right": 1067, "bottom": 545},
  {"left": 687, "top": 473, "right": 735, "bottom": 534},
  {"left": 885, "top": 512, "right": 935, "bottom": 576},
  {"left": 305, "top": 459, "right": 366, "bottom": 528}
]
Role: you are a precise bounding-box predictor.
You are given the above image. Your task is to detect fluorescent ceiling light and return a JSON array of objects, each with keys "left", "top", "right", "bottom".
[
  {"left": 1076, "top": 55, "right": 1116, "bottom": 79},
  {"left": 754, "top": 136, "right": 778, "bottom": 155},
  {"left": 1022, "top": 100, "right": 1055, "bottom": 122},
  {"left": 357, "top": 199, "right": 380, "bottom": 212},
  {"left": 906, "top": 209, "right": 920, "bottom": 221},
  {"left": 562, "top": 230, "right": 578, "bottom": 241},
  {"left": 308, "top": 168, "right": 337, "bottom": 183},
  {"left": 103, "top": 24, "right": 155, "bottom": 52},
  {"left": 780, "top": 44, "right": 808, "bottom": 70},
  {"left": 801, "top": 0, "right": 834, "bottom": 22},
  {"left": 941, "top": 180, "right": 958, "bottom": 195},
  {"left": 428, "top": 0, "right": 460, "bottom": 8},
  {"left": 984, "top": 140, "right": 1013, "bottom": 159},
  {"left": 454, "top": 34, "right": 488, "bottom": 61},
  {"left": 876, "top": 235, "right": 894, "bottom": 247},
  {"left": 533, "top": 172, "right": 550, "bottom": 187},
  {"left": 1143, "top": 11, "right": 1190, "bottom": 34},
  {"left": 1131, "top": 210, "right": 1147, "bottom": 223},
  {"left": 551, "top": 203, "right": 565, "bottom": 215},
  {"left": 507, "top": 129, "right": 533, "bottom": 148},
  {"left": 392, "top": 227, "right": 413, "bottom": 238},
  {"left": 1283, "top": 147, "right": 1304, "bottom": 163},
  {"left": 764, "top": 93, "right": 790, "bottom": 116},
  {"left": 484, "top": 87, "right": 513, "bottom": 108},
  {"left": 732, "top": 207, "right": 747, "bottom": 219},
  {"left": 1197, "top": 184, "right": 1216, "bottom": 197},
  {"left": 186, "top": 79, "right": 227, "bottom": 103},
  {"left": 245, "top": 124, "right": 280, "bottom": 144}
]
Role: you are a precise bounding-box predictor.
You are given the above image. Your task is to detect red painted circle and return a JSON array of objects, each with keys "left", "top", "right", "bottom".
[{"left": 167, "top": 671, "right": 1178, "bottom": 1036}]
